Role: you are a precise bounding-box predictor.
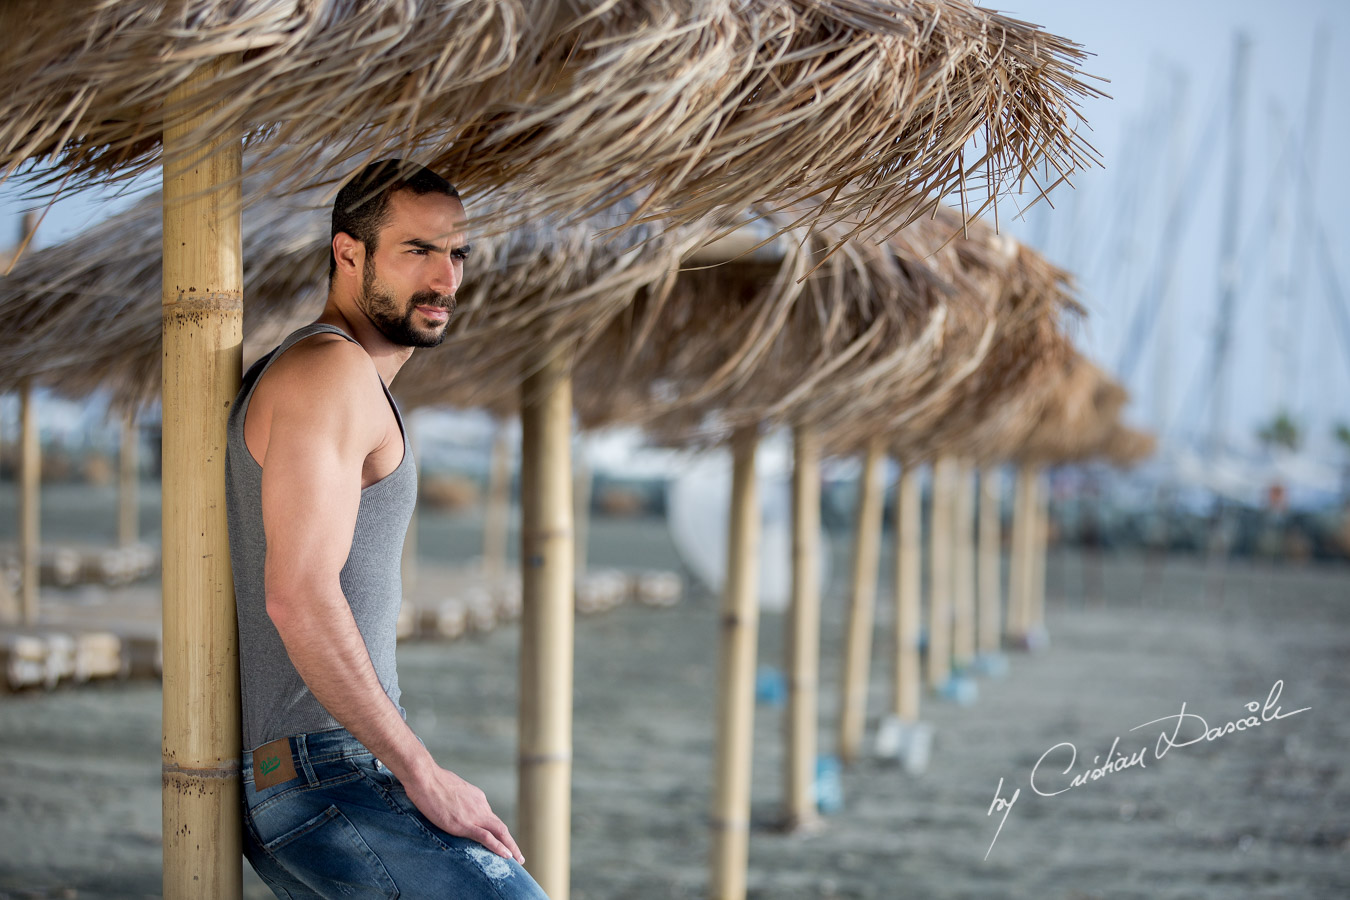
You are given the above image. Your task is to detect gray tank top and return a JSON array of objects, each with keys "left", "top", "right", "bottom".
[{"left": 226, "top": 323, "right": 416, "bottom": 750}]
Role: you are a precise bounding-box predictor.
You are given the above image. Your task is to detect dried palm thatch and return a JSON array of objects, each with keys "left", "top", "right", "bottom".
[
  {"left": 1010, "top": 353, "right": 1138, "bottom": 465},
  {"left": 1098, "top": 423, "right": 1156, "bottom": 468},
  {"left": 569, "top": 203, "right": 1082, "bottom": 458},
  {"left": 880, "top": 233, "right": 1082, "bottom": 464},
  {"left": 0, "top": 182, "right": 330, "bottom": 411},
  {"left": 0, "top": 179, "right": 708, "bottom": 414},
  {"left": 0, "top": 181, "right": 1104, "bottom": 473},
  {"left": 2, "top": 0, "right": 1102, "bottom": 240},
  {"left": 778, "top": 208, "right": 1081, "bottom": 466},
  {"left": 570, "top": 205, "right": 967, "bottom": 446}
]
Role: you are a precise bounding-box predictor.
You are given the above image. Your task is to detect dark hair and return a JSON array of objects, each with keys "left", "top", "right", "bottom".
[{"left": 329, "top": 159, "right": 459, "bottom": 282}]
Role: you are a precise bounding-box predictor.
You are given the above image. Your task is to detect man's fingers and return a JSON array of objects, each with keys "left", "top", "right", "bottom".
[
  {"left": 477, "top": 814, "right": 524, "bottom": 864},
  {"left": 487, "top": 818, "right": 525, "bottom": 864},
  {"left": 467, "top": 825, "right": 515, "bottom": 861}
]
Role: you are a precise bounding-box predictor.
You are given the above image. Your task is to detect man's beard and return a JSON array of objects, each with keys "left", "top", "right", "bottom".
[{"left": 359, "top": 258, "right": 453, "bottom": 348}]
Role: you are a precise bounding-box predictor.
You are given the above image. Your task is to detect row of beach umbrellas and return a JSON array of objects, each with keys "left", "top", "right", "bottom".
[
  {"left": 0, "top": 181, "right": 1149, "bottom": 897},
  {"left": 0, "top": 2, "right": 1123, "bottom": 898}
]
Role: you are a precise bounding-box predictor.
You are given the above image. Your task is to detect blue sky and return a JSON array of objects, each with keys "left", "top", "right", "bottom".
[{"left": 4, "top": 2, "right": 1348, "bottom": 458}]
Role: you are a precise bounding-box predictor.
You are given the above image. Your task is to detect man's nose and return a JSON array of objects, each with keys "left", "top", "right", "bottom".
[{"left": 430, "top": 256, "right": 460, "bottom": 295}]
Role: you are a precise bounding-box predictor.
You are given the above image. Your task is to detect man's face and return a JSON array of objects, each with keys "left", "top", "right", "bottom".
[{"left": 357, "top": 190, "right": 469, "bottom": 348}]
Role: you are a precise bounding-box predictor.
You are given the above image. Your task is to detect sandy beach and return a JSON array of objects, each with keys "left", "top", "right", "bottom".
[{"left": 1, "top": 500, "right": 1347, "bottom": 899}]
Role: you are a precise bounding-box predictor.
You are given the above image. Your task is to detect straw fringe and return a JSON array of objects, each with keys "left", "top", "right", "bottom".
[{"left": 2, "top": 0, "right": 1102, "bottom": 241}]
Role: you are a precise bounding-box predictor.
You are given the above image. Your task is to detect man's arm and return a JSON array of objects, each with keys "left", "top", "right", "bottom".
[{"left": 257, "top": 339, "right": 523, "bottom": 863}]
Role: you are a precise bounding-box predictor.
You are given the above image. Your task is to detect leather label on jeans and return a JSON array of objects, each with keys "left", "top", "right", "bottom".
[{"left": 253, "top": 738, "right": 299, "bottom": 790}]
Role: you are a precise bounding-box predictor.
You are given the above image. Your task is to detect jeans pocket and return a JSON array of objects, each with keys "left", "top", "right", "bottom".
[{"left": 264, "top": 804, "right": 399, "bottom": 900}]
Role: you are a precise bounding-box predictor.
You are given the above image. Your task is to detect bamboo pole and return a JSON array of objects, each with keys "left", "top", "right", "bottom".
[
  {"left": 573, "top": 437, "right": 592, "bottom": 579},
  {"left": 892, "top": 465, "right": 921, "bottom": 722},
  {"left": 784, "top": 423, "right": 821, "bottom": 830},
  {"left": 951, "top": 461, "right": 976, "bottom": 672},
  {"left": 482, "top": 417, "right": 511, "bottom": 580},
  {"left": 926, "top": 457, "right": 954, "bottom": 689},
  {"left": 518, "top": 349, "right": 575, "bottom": 900},
  {"left": 1005, "top": 466, "right": 1024, "bottom": 640},
  {"left": 838, "top": 436, "right": 884, "bottom": 765},
  {"left": 0, "top": 397, "right": 12, "bottom": 625},
  {"left": 711, "top": 426, "right": 760, "bottom": 900},
  {"left": 977, "top": 466, "right": 1002, "bottom": 656},
  {"left": 160, "top": 57, "right": 244, "bottom": 900},
  {"left": 18, "top": 380, "right": 38, "bottom": 626},
  {"left": 118, "top": 411, "right": 139, "bottom": 548},
  {"left": 1007, "top": 463, "right": 1035, "bottom": 642},
  {"left": 1029, "top": 471, "right": 1049, "bottom": 633},
  {"left": 10, "top": 213, "right": 39, "bottom": 625}
]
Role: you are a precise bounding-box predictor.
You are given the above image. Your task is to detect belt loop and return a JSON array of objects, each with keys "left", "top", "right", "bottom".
[{"left": 294, "top": 733, "right": 318, "bottom": 785}]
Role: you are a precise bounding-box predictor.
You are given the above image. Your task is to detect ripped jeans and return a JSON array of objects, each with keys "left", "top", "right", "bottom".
[{"left": 242, "top": 727, "right": 549, "bottom": 900}]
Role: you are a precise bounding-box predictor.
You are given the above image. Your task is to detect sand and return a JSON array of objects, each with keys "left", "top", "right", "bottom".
[{"left": 1, "top": 510, "right": 1347, "bottom": 899}]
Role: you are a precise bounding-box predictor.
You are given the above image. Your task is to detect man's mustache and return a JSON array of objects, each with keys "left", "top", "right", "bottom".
[{"left": 410, "top": 291, "right": 456, "bottom": 315}]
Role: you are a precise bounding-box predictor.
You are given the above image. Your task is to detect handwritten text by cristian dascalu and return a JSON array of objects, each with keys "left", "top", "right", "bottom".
[{"left": 984, "top": 680, "right": 1310, "bottom": 860}]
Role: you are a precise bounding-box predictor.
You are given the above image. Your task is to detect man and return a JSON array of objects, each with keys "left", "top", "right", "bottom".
[{"left": 226, "top": 160, "right": 548, "bottom": 899}]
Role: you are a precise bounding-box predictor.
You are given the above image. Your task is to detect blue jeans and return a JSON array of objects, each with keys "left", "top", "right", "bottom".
[{"left": 242, "top": 727, "right": 549, "bottom": 899}]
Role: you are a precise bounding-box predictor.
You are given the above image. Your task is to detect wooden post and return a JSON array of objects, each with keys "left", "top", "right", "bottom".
[
  {"left": 784, "top": 423, "right": 821, "bottom": 830},
  {"left": 1007, "top": 463, "right": 1035, "bottom": 642},
  {"left": 926, "top": 457, "right": 953, "bottom": 689},
  {"left": 18, "top": 380, "right": 39, "bottom": 625},
  {"left": 573, "top": 436, "right": 592, "bottom": 579},
  {"left": 1029, "top": 471, "right": 1049, "bottom": 632},
  {"left": 518, "top": 349, "right": 574, "bottom": 900},
  {"left": 711, "top": 426, "right": 760, "bottom": 900},
  {"left": 951, "top": 461, "right": 976, "bottom": 672},
  {"left": 838, "top": 437, "right": 884, "bottom": 764},
  {"left": 892, "top": 464, "right": 921, "bottom": 722},
  {"left": 977, "top": 466, "right": 1002, "bottom": 655},
  {"left": 1006, "top": 465, "right": 1023, "bottom": 640},
  {"left": 9, "top": 214, "right": 39, "bottom": 625},
  {"left": 160, "top": 57, "right": 244, "bottom": 900},
  {"left": 0, "top": 399, "right": 13, "bottom": 624},
  {"left": 482, "top": 416, "right": 511, "bottom": 580},
  {"left": 17, "top": 380, "right": 39, "bottom": 626},
  {"left": 118, "top": 411, "right": 139, "bottom": 548}
]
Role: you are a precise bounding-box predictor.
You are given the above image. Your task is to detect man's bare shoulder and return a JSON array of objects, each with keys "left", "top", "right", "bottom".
[
  {"left": 259, "top": 333, "right": 383, "bottom": 394},
  {"left": 250, "top": 333, "right": 388, "bottom": 447}
]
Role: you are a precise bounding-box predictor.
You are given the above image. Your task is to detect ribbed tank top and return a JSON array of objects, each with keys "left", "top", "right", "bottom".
[{"left": 226, "top": 323, "right": 416, "bottom": 751}]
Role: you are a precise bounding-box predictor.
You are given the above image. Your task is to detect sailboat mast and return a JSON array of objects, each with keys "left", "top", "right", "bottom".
[{"left": 1205, "top": 34, "right": 1251, "bottom": 460}]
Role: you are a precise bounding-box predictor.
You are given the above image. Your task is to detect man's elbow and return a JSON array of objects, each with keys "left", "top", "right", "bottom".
[
  {"left": 264, "top": 586, "right": 303, "bottom": 633},
  {"left": 264, "top": 579, "right": 333, "bottom": 634}
]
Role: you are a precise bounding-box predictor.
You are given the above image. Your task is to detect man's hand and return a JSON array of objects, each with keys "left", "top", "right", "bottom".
[{"left": 401, "top": 763, "right": 525, "bottom": 865}]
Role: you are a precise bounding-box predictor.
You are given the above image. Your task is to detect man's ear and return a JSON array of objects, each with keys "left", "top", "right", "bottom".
[{"left": 332, "top": 231, "right": 364, "bottom": 278}]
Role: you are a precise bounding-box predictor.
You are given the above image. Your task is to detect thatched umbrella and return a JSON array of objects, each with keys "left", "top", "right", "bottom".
[
  {"left": 808, "top": 217, "right": 1080, "bottom": 742},
  {"left": 3, "top": 0, "right": 1102, "bottom": 240},
  {"left": 572, "top": 206, "right": 1077, "bottom": 790},
  {"left": 570, "top": 210, "right": 965, "bottom": 860},
  {"left": 1, "top": 5, "right": 1103, "bottom": 893}
]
